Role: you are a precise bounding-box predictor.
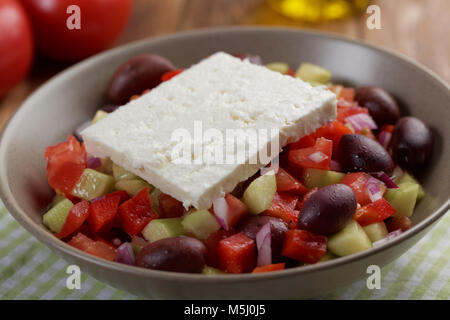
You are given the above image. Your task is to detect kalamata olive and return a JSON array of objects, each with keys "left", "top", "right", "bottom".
[
  {"left": 136, "top": 236, "right": 206, "bottom": 273},
  {"left": 298, "top": 184, "right": 357, "bottom": 235},
  {"left": 232, "top": 53, "right": 263, "bottom": 65},
  {"left": 237, "top": 215, "right": 287, "bottom": 262},
  {"left": 107, "top": 54, "right": 174, "bottom": 105},
  {"left": 100, "top": 104, "right": 120, "bottom": 113},
  {"left": 355, "top": 86, "right": 401, "bottom": 126},
  {"left": 390, "top": 116, "right": 433, "bottom": 172},
  {"left": 338, "top": 134, "right": 395, "bottom": 175}
]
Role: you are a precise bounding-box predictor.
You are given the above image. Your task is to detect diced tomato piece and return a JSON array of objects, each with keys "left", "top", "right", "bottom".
[
  {"left": 337, "top": 101, "right": 369, "bottom": 124},
  {"left": 263, "top": 192, "right": 299, "bottom": 229},
  {"left": 275, "top": 168, "right": 308, "bottom": 195},
  {"left": 45, "top": 135, "right": 86, "bottom": 195},
  {"left": 212, "top": 194, "right": 248, "bottom": 230},
  {"left": 386, "top": 216, "right": 412, "bottom": 232},
  {"left": 252, "top": 263, "right": 286, "bottom": 273},
  {"left": 68, "top": 233, "right": 117, "bottom": 261},
  {"left": 341, "top": 172, "right": 385, "bottom": 206},
  {"left": 118, "top": 188, "right": 158, "bottom": 236},
  {"left": 205, "top": 229, "right": 236, "bottom": 268},
  {"left": 161, "top": 69, "right": 184, "bottom": 82},
  {"left": 88, "top": 193, "right": 122, "bottom": 234},
  {"left": 158, "top": 193, "right": 186, "bottom": 218},
  {"left": 55, "top": 200, "right": 90, "bottom": 239},
  {"left": 282, "top": 229, "right": 327, "bottom": 264},
  {"left": 353, "top": 198, "right": 397, "bottom": 226},
  {"left": 288, "top": 137, "right": 332, "bottom": 170},
  {"left": 296, "top": 188, "right": 318, "bottom": 211},
  {"left": 288, "top": 133, "right": 317, "bottom": 150},
  {"left": 218, "top": 232, "right": 256, "bottom": 273}
]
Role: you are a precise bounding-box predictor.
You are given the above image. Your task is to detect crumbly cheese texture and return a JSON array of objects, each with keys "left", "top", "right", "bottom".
[{"left": 82, "top": 52, "right": 337, "bottom": 209}]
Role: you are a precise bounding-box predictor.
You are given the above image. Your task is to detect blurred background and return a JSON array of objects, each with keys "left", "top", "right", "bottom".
[{"left": 0, "top": 0, "right": 448, "bottom": 129}]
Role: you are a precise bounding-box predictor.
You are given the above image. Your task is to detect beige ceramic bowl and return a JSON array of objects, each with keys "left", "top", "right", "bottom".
[{"left": 0, "top": 27, "right": 449, "bottom": 299}]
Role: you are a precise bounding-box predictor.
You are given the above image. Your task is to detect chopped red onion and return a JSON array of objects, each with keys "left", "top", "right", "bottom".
[
  {"left": 373, "top": 229, "right": 403, "bottom": 246},
  {"left": 345, "top": 113, "right": 378, "bottom": 131},
  {"left": 369, "top": 172, "right": 399, "bottom": 189},
  {"left": 213, "top": 197, "right": 229, "bottom": 230},
  {"left": 86, "top": 154, "right": 102, "bottom": 169},
  {"left": 256, "top": 223, "right": 272, "bottom": 267},
  {"left": 330, "top": 160, "right": 342, "bottom": 172},
  {"left": 308, "top": 151, "right": 328, "bottom": 163},
  {"left": 115, "top": 242, "right": 135, "bottom": 265},
  {"left": 366, "top": 177, "right": 384, "bottom": 202},
  {"left": 73, "top": 120, "right": 91, "bottom": 142},
  {"left": 378, "top": 131, "right": 392, "bottom": 149}
]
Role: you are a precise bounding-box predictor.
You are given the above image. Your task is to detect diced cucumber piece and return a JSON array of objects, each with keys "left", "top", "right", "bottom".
[
  {"left": 242, "top": 171, "right": 277, "bottom": 215},
  {"left": 266, "top": 62, "right": 289, "bottom": 74},
  {"left": 202, "top": 266, "right": 226, "bottom": 275},
  {"left": 91, "top": 110, "right": 108, "bottom": 124},
  {"left": 295, "top": 63, "right": 332, "bottom": 84},
  {"left": 363, "top": 222, "right": 388, "bottom": 242},
  {"left": 112, "top": 163, "right": 138, "bottom": 181},
  {"left": 318, "top": 252, "right": 337, "bottom": 263},
  {"left": 142, "top": 218, "right": 186, "bottom": 242},
  {"left": 115, "top": 179, "right": 154, "bottom": 196},
  {"left": 43, "top": 199, "right": 73, "bottom": 233},
  {"left": 70, "top": 169, "right": 115, "bottom": 200},
  {"left": 395, "top": 172, "right": 425, "bottom": 200},
  {"left": 150, "top": 188, "right": 162, "bottom": 214},
  {"left": 303, "top": 168, "right": 345, "bottom": 189},
  {"left": 181, "top": 209, "right": 221, "bottom": 240},
  {"left": 328, "top": 220, "right": 372, "bottom": 256},
  {"left": 50, "top": 194, "right": 66, "bottom": 208},
  {"left": 385, "top": 182, "right": 419, "bottom": 217}
]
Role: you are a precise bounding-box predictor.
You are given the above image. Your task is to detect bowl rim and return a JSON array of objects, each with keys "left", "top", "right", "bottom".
[{"left": 1, "top": 26, "right": 449, "bottom": 284}]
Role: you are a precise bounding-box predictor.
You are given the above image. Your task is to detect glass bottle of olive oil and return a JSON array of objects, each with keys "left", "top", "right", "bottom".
[{"left": 267, "top": 0, "right": 370, "bottom": 22}]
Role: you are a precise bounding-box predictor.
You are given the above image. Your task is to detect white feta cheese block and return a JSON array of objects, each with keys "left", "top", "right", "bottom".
[{"left": 82, "top": 52, "right": 337, "bottom": 209}]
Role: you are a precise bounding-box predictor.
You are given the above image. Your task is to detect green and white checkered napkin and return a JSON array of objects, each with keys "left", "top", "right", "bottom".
[{"left": 0, "top": 200, "right": 448, "bottom": 300}]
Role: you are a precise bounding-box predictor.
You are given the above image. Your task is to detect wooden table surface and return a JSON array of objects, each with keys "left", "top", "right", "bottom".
[{"left": 1, "top": 0, "right": 448, "bottom": 130}]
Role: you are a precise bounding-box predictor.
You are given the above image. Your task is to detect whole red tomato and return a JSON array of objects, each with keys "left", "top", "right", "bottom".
[
  {"left": 21, "top": 0, "right": 133, "bottom": 62},
  {"left": 0, "top": 0, "right": 33, "bottom": 97}
]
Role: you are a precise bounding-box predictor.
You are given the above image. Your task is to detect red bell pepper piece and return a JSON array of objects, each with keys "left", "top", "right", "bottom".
[
  {"left": 252, "top": 262, "right": 286, "bottom": 273},
  {"left": 45, "top": 135, "right": 86, "bottom": 195},
  {"left": 118, "top": 188, "right": 157, "bottom": 236},
  {"left": 55, "top": 200, "right": 90, "bottom": 239},
  {"left": 158, "top": 193, "right": 186, "bottom": 218},
  {"left": 161, "top": 69, "right": 184, "bottom": 82},
  {"left": 353, "top": 198, "right": 397, "bottom": 226},
  {"left": 288, "top": 137, "right": 333, "bottom": 171},
  {"left": 88, "top": 193, "right": 122, "bottom": 234},
  {"left": 282, "top": 229, "right": 327, "bottom": 264},
  {"left": 205, "top": 229, "right": 236, "bottom": 269},
  {"left": 218, "top": 232, "right": 255, "bottom": 273},
  {"left": 275, "top": 168, "right": 308, "bottom": 195},
  {"left": 68, "top": 233, "right": 117, "bottom": 261},
  {"left": 263, "top": 192, "right": 299, "bottom": 229},
  {"left": 315, "top": 120, "right": 353, "bottom": 154},
  {"left": 341, "top": 172, "right": 385, "bottom": 206}
]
